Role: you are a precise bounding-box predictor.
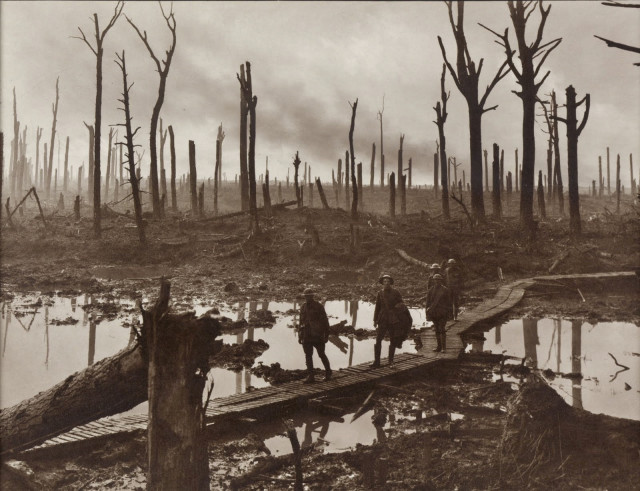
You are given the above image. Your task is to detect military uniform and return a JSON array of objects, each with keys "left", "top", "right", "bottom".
[
  {"left": 426, "top": 282, "right": 452, "bottom": 352},
  {"left": 299, "top": 299, "right": 332, "bottom": 382},
  {"left": 372, "top": 286, "right": 404, "bottom": 366},
  {"left": 445, "top": 262, "right": 463, "bottom": 320}
]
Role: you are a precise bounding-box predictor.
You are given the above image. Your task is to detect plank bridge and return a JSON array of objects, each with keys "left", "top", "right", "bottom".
[{"left": 26, "top": 271, "right": 636, "bottom": 452}]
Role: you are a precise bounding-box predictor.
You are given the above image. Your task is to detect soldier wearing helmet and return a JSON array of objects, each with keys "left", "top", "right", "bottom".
[
  {"left": 298, "top": 287, "right": 332, "bottom": 383},
  {"left": 445, "top": 258, "right": 464, "bottom": 320},
  {"left": 427, "top": 263, "right": 442, "bottom": 291},
  {"left": 426, "top": 273, "right": 452, "bottom": 352},
  {"left": 371, "top": 273, "right": 405, "bottom": 367}
]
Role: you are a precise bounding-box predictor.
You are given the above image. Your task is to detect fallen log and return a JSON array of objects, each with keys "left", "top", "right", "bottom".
[
  {"left": 396, "top": 249, "right": 431, "bottom": 269},
  {"left": 198, "top": 199, "right": 297, "bottom": 223},
  {"left": 0, "top": 342, "right": 147, "bottom": 455}
]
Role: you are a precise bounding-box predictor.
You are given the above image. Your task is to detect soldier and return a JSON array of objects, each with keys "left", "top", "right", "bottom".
[
  {"left": 445, "top": 258, "right": 464, "bottom": 320},
  {"left": 371, "top": 274, "right": 404, "bottom": 368},
  {"left": 298, "top": 287, "right": 332, "bottom": 384},
  {"left": 425, "top": 273, "right": 452, "bottom": 352},
  {"left": 427, "top": 263, "right": 442, "bottom": 290}
]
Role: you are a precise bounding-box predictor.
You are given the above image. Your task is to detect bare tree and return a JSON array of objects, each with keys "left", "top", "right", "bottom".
[
  {"left": 438, "top": 0, "right": 510, "bottom": 221},
  {"left": 482, "top": 0, "right": 562, "bottom": 234},
  {"left": 126, "top": 2, "right": 177, "bottom": 219},
  {"left": 433, "top": 64, "right": 450, "bottom": 219},
  {"left": 159, "top": 118, "right": 168, "bottom": 203},
  {"left": 595, "top": 1, "right": 640, "bottom": 66},
  {"left": 238, "top": 64, "right": 249, "bottom": 211},
  {"left": 46, "top": 77, "right": 59, "bottom": 199},
  {"left": 214, "top": 123, "right": 225, "bottom": 216},
  {"left": 115, "top": 51, "right": 146, "bottom": 244},
  {"left": 75, "top": 1, "right": 124, "bottom": 237},
  {"left": 168, "top": 125, "right": 177, "bottom": 211},
  {"left": 377, "top": 95, "right": 385, "bottom": 187},
  {"left": 11, "top": 88, "right": 19, "bottom": 199},
  {"left": 348, "top": 99, "right": 359, "bottom": 220},
  {"left": 237, "top": 61, "right": 259, "bottom": 233},
  {"left": 553, "top": 85, "right": 590, "bottom": 236}
]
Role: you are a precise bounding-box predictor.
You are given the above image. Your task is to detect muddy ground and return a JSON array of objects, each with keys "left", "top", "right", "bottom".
[{"left": 1, "top": 189, "right": 639, "bottom": 489}]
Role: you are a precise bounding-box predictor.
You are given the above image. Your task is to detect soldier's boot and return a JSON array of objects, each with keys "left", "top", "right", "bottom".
[
  {"left": 388, "top": 345, "right": 396, "bottom": 366},
  {"left": 441, "top": 333, "right": 447, "bottom": 351},
  {"left": 370, "top": 343, "right": 382, "bottom": 368},
  {"left": 324, "top": 368, "right": 332, "bottom": 382},
  {"left": 303, "top": 371, "right": 316, "bottom": 384},
  {"left": 432, "top": 331, "right": 442, "bottom": 352}
]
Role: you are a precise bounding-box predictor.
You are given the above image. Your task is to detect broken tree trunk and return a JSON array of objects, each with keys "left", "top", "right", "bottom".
[
  {"left": 369, "top": 142, "right": 375, "bottom": 188},
  {"left": 616, "top": 154, "right": 621, "bottom": 213},
  {"left": 189, "top": 140, "right": 198, "bottom": 214},
  {"left": 389, "top": 172, "right": 396, "bottom": 218},
  {"left": 492, "top": 143, "right": 502, "bottom": 220},
  {"left": 537, "top": 170, "right": 546, "bottom": 219},
  {"left": 0, "top": 343, "right": 147, "bottom": 455},
  {"left": 144, "top": 280, "right": 219, "bottom": 490},
  {"left": 315, "top": 178, "right": 330, "bottom": 210},
  {"left": 169, "top": 125, "right": 177, "bottom": 212},
  {"left": 293, "top": 151, "right": 302, "bottom": 208}
]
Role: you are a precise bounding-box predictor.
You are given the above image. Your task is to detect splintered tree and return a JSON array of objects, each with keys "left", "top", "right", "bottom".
[
  {"left": 438, "top": 0, "right": 510, "bottom": 221},
  {"left": 483, "top": 0, "right": 561, "bottom": 233},
  {"left": 433, "top": 64, "right": 450, "bottom": 219},
  {"left": 293, "top": 151, "right": 302, "bottom": 208},
  {"left": 214, "top": 123, "right": 225, "bottom": 216},
  {"left": 159, "top": 118, "right": 168, "bottom": 205},
  {"left": 377, "top": 95, "right": 385, "bottom": 187},
  {"left": 237, "top": 61, "right": 259, "bottom": 233},
  {"left": 75, "top": 1, "right": 124, "bottom": 237},
  {"left": 348, "top": 99, "right": 359, "bottom": 219},
  {"left": 238, "top": 64, "right": 249, "bottom": 211},
  {"left": 115, "top": 51, "right": 146, "bottom": 244},
  {"left": 169, "top": 125, "right": 177, "bottom": 211},
  {"left": 554, "top": 85, "right": 590, "bottom": 236},
  {"left": 46, "top": 78, "right": 59, "bottom": 200},
  {"left": 126, "top": 3, "right": 177, "bottom": 219}
]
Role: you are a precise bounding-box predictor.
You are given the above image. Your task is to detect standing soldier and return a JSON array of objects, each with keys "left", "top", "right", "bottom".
[
  {"left": 445, "top": 258, "right": 464, "bottom": 320},
  {"left": 371, "top": 274, "right": 404, "bottom": 368},
  {"left": 425, "top": 274, "right": 451, "bottom": 352},
  {"left": 427, "top": 263, "right": 442, "bottom": 290},
  {"left": 298, "top": 288, "right": 332, "bottom": 384}
]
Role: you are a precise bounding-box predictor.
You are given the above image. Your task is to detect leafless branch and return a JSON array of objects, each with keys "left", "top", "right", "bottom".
[{"left": 594, "top": 35, "right": 640, "bottom": 55}]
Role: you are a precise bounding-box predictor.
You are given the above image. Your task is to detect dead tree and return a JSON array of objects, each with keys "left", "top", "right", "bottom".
[
  {"left": 105, "top": 128, "right": 113, "bottom": 201},
  {"left": 115, "top": 51, "right": 146, "bottom": 244},
  {"left": 377, "top": 95, "right": 385, "bottom": 187},
  {"left": 616, "top": 154, "right": 621, "bottom": 213},
  {"left": 607, "top": 147, "right": 611, "bottom": 195},
  {"left": 214, "top": 123, "right": 225, "bottom": 216},
  {"left": 389, "top": 172, "right": 396, "bottom": 218},
  {"left": 169, "top": 125, "right": 177, "bottom": 211},
  {"left": 537, "top": 170, "right": 546, "bottom": 218},
  {"left": 439, "top": 0, "right": 510, "bottom": 221},
  {"left": 293, "top": 151, "right": 302, "bottom": 208},
  {"left": 433, "top": 64, "right": 450, "bottom": 218},
  {"left": 126, "top": 3, "right": 177, "bottom": 219},
  {"left": 483, "top": 148, "right": 488, "bottom": 192},
  {"left": 630, "top": 154, "right": 635, "bottom": 196},
  {"left": 189, "top": 140, "right": 198, "bottom": 215},
  {"left": 348, "top": 99, "right": 359, "bottom": 220},
  {"left": 397, "top": 134, "right": 405, "bottom": 214},
  {"left": 46, "top": 77, "right": 59, "bottom": 200},
  {"left": 369, "top": 142, "right": 376, "bottom": 188},
  {"left": 554, "top": 85, "right": 590, "bottom": 235},
  {"left": 35, "top": 127, "right": 42, "bottom": 192},
  {"left": 515, "top": 148, "right": 519, "bottom": 193},
  {"left": 551, "top": 91, "right": 564, "bottom": 214},
  {"left": 75, "top": 2, "right": 124, "bottom": 237},
  {"left": 316, "top": 177, "right": 330, "bottom": 209},
  {"left": 594, "top": 1, "right": 640, "bottom": 66},
  {"left": 357, "top": 162, "right": 363, "bottom": 207},
  {"left": 237, "top": 61, "right": 259, "bottom": 234},
  {"left": 198, "top": 183, "right": 204, "bottom": 217},
  {"left": 492, "top": 143, "right": 502, "bottom": 219},
  {"left": 262, "top": 170, "right": 272, "bottom": 217},
  {"left": 345, "top": 150, "right": 350, "bottom": 209},
  {"left": 11, "top": 88, "right": 19, "bottom": 200},
  {"left": 599, "top": 156, "right": 603, "bottom": 197},
  {"left": 159, "top": 118, "right": 168, "bottom": 203},
  {"left": 83, "top": 124, "right": 95, "bottom": 203},
  {"left": 63, "top": 136, "right": 69, "bottom": 193},
  {"left": 434, "top": 148, "right": 440, "bottom": 197},
  {"left": 483, "top": 0, "right": 561, "bottom": 233},
  {"left": 239, "top": 64, "right": 249, "bottom": 211}
]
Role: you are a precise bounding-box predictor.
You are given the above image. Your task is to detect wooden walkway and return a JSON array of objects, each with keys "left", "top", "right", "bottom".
[{"left": 26, "top": 271, "right": 637, "bottom": 452}]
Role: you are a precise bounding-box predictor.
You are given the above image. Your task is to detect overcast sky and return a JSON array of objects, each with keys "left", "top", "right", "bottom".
[{"left": 2, "top": 1, "right": 639, "bottom": 188}]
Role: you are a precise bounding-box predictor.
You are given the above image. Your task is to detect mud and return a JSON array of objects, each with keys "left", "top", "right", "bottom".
[{"left": 1, "top": 193, "right": 639, "bottom": 488}]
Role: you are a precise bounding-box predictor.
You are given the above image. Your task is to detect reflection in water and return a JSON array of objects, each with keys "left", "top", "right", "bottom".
[
  {"left": 475, "top": 318, "right": 639, "bottom": 421},
  {"left": 2, "top": 296, "right": 423, "bottom": 415}
]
